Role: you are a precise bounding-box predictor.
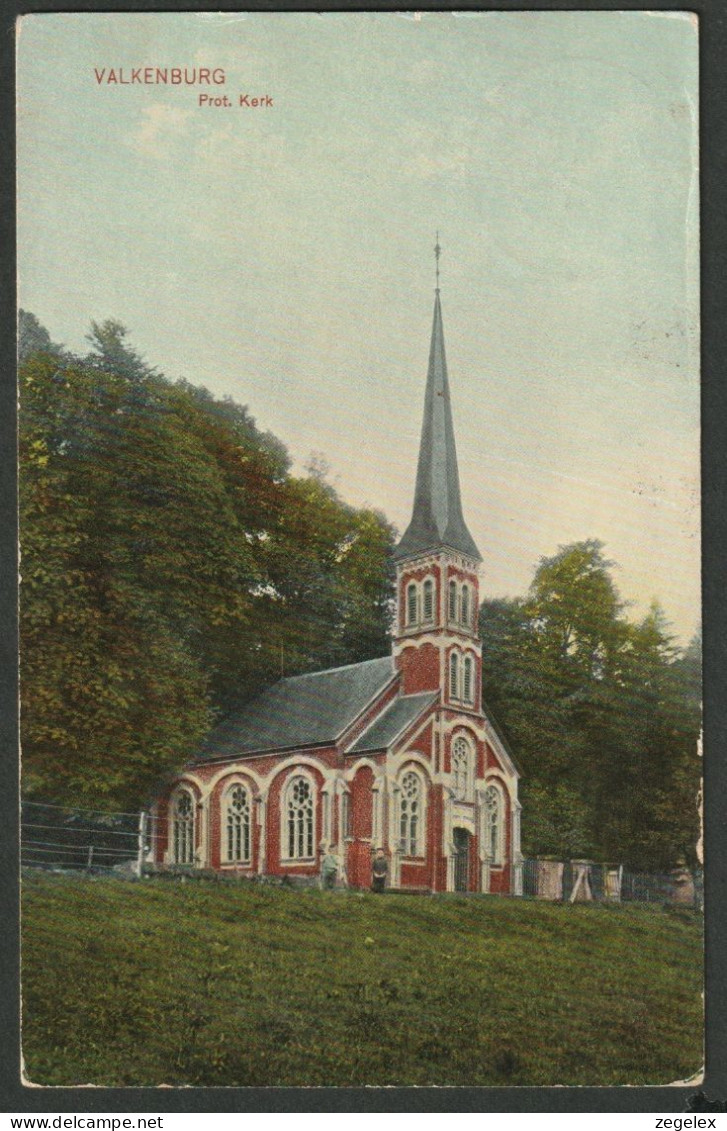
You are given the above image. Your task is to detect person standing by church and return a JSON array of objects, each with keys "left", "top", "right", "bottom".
[
  {"left": 371, "top": 848, "right": 388, "bottom": 893},
  {"left": 321, "top": 847, "right": 339, "bottom": 889}
]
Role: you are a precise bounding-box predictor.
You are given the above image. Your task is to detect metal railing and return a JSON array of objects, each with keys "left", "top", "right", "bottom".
[{"left": 21, "top": 800, "right": 149, "bottom": 874}]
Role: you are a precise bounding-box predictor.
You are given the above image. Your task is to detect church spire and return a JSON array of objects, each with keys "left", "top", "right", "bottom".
[{"left": 394, "top": 243, "right": 481, "bottom": 562}]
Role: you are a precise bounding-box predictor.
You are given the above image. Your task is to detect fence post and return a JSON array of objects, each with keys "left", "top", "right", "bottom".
[
  {"left": 136, "top": 811, "right": 147, "bottom": 877},
  {"left": 86, "top": 844, "right": 94, "bottom": 871}
]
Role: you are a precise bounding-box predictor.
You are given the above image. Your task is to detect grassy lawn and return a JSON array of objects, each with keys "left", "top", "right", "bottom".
[{"left": 21, "top": 871, "right": 703, "bottom": 1088}]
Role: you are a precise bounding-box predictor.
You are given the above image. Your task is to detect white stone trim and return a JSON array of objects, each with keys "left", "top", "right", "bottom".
[
  {"left": 387, "top": 777, "right": 401, "bottom": 886},
  {"left": 476, "top": 786, "right": 492, "bottom": 892},
  {"left": 267, "top": 754, "right": 337, "bottom": 789},
  {"left": 483, "top": 720, "right": 519, "bottom": 781},
  {"left": 388, "top": 749, "right": 433, "bottom": 779},
  {"left": 257, "top": 795, "right": 267, "bottom": 875},
  {"left": 321, "top": 785, "right": 332, "bottom": 848},
  {"left": 343, "top": 757, "right": 385, "bottom": 783},
  {"left": 512, "top": 799, "right": 524, "bottom": 896},
  {"left": 197, "top": 763, "right": 267, "bottom": 801}
]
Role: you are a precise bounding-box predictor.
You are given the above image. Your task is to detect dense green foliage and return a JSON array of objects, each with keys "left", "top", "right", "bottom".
[
  {"left": 19, "top": 316, "right": 395, "bottom": 810},
  {"left": 21, "top": 872, "right": 703, "bottom": 1087},
  {"left": 480, "top": 541, "right": 702, "bottom": 871}
]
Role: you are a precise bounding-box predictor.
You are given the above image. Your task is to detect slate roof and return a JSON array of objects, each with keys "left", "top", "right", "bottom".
[
  {"left": 196, "top": 655, "right": 397, "bottom": 760},
  {"left": 349, "top": 691, "right": 437, "bottom": 753},
  {"left": 394, "top": 291, "right": 481, "bottom": 562}
]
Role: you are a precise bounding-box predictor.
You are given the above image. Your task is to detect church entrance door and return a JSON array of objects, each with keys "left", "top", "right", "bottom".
[{"left": 453, "top": 827, "right": 471, "bottom": 892}]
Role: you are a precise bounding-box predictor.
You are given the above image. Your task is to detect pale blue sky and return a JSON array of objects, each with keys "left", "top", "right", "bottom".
[{"left": 17, "top": 11, "right": 700, "bottom": 642}]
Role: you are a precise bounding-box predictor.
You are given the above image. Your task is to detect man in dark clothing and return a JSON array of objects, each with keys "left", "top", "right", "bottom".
[{"left": 371, "top": 848, "right": 388, "bottom": 892}]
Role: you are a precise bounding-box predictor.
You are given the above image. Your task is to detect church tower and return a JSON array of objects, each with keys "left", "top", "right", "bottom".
[{"left": 393, "top": 240, "right": 483, "bottom": 714}]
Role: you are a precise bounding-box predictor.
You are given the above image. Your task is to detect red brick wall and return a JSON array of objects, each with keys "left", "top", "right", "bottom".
[
  {"left": 489, "top": 866, "right": 510, "bottom": 894},
  {"left": 266, "top": 763, "right": 326, "bottom": 876},
  {"left": 470, "top": 831, "right": 480, "bottom": 892},
  {"left": 429, "top": 783, "right": 446, "bottom": 892},
  {"left": 396, "top": 641, "right": 440, "bottom": 694}
]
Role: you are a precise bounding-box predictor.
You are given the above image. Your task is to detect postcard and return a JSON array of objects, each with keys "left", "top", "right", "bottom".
[{"left": 16, "top": 10, "right": 702, "bottom": 1092}]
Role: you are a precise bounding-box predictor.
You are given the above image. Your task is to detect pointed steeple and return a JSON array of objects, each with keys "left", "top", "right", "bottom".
[{"left": 394, "top": 279, "right": 481, "bottom": 562}]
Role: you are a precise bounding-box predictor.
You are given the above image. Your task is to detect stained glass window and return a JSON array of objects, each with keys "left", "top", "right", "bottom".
[
  {"left": 399, "top": 771, "right": 424, "bottom": 856},
  {"left": 484, "top": 785, "right": 504, "bottom": 865},
  {"left": 286, "top": 775, "right": 314, "bottom": 859},
  {"left": 452, "top": 737, "right": 471, "bottom": 800},
  {"left": 225, "top": 784, "right": 251, "bottom": 864},
  {"left": 173, "top": 789, "right": 195, "bottom": 865}
]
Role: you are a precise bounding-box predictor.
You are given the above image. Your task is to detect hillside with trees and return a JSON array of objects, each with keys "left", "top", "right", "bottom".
[
  {"left": 19, "top": 313, "right": 396, "bottom": 810},
  {"left": 19, "top": 313, "right": 701, "bottom": 869},
  {"left": 479, "top": 543, "right": 701, "bottom": 871}
]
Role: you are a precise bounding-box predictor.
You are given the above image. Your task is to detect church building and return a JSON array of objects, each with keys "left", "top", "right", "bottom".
[{"left": 152, "top": 265, "right": 522, "bottom": 894}]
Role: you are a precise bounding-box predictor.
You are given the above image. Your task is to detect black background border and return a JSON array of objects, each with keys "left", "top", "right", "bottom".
[{"left": 2, "top": 0, "right": 724, "bottom": 1113}]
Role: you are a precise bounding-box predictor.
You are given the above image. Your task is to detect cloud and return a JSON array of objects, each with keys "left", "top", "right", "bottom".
[{"left": 126, "top": 103, "right": 192, "bottom": 160}]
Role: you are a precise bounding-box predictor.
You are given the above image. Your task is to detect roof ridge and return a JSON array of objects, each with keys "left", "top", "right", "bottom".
[
  {"left": 279, "top": 654, "right": 392, "bottom": 685},
  {"left": 347, "top": 688, "right": 438, "bottom": 754}
]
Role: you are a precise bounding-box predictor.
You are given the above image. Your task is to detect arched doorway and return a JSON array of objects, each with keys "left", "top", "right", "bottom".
[{"left": 453, "top": 827, "right": 471, "bottom": 892}]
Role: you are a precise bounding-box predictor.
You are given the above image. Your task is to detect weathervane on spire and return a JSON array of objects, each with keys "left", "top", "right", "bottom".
[{"left": 434, "top": 231, "right": 441, "bottom": 291}]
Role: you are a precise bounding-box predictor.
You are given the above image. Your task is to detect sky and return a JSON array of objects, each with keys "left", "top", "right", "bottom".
[{"left": 17, "top": 11, "right": 700, "bottom": 643}]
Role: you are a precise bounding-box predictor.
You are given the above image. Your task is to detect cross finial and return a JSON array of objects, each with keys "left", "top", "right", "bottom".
[{"left": 435, "top": 231, "right": 441, "bottom": 291}]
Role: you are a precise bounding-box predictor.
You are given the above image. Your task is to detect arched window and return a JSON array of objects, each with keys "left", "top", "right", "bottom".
[
  {"left": 484, "top": 784, "right": 504, "bottom": 865},
  {"left": 342, "top": 791, "right": 352, "bottom": 839},
  {"left": 461, "top": 584, "right": 470, "bottom": 627},
  {"left": 422, "top": 578, "right": 434, "bottom": 623},
  {"left": 225, "top": 784, "right": 251, "bottom": 864},
  {"left": 173, "top": 789, "right": 195, "bottom": 865},
  {"left": 463, "top": 655, "right": 474, "bottom": 705},
  {"left": 285, "top": 775, "right": 315, "bottom": 860},
  {"left": 451, "top": 737, "right": 471, "bottom": 801},
  {"left": 406, "top": 582, "right": 418, "bottom": 627},
  {"left": 399, "top": 770, "right": 425, "bottom": 856},
  {"left": 449, "top": 650, "right": 460, "bottom": 700},
  {"left": 448, "top": 579, "right": 458, "bottom": 621}
]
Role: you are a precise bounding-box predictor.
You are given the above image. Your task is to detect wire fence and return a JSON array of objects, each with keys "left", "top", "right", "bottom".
[
  {"left": 20, "top": 801, "right": 703, "bottom": 908},
  {"left": 21, "top": 800, "right": 149, "bottom": 874}
]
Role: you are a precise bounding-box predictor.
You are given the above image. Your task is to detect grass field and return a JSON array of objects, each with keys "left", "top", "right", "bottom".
[{"left": 21, "top": 871, "right": 703, "bottom": 1088}]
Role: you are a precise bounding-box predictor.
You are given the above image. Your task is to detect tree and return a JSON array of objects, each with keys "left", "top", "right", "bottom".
[
  {"left": 18, "top": 310, "right": 63, "bottom": 362},
  {"left": 480, "top": 544, "right": 701, "bottom": 870},
  {"left": 85, "top": 319, "right": 156, "bottom": 382},
  {"left": 19, "top": 324, "right": 396, "bottom": 809}
]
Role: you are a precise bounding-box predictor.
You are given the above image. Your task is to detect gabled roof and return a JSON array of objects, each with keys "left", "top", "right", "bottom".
[
  {"left": 195, "top": 656, "right": 396, "bottom": 760},
  {"left": 394, "top": 291, "right": 481, "bottom": 562},
  {"left": 348, "top": 691, "right": 437, "bottom": 754}
]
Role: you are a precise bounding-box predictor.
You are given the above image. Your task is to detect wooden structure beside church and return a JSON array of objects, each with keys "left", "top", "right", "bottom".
[{"left": 152, "top": 274, "right": 522, "bottom": 894}]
